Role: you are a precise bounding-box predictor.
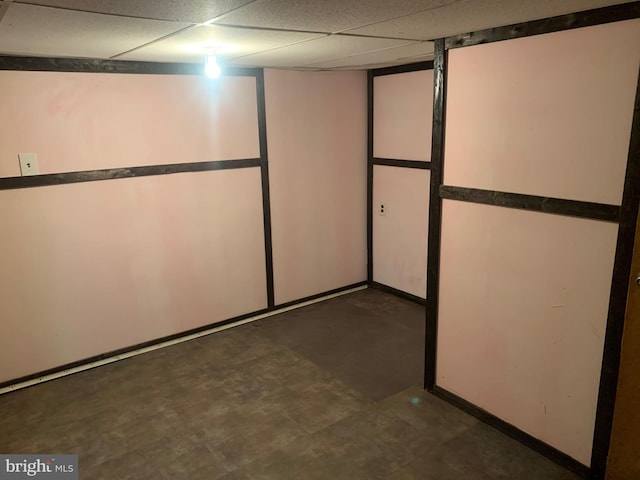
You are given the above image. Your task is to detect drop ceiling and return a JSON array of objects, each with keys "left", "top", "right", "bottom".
[{"left": 0, "top": 0, "right": 635, "bottom": 70}]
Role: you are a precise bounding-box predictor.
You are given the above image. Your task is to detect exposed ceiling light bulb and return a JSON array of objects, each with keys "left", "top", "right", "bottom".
[{"left": 205, "top": 54, "right": 221, "bottom": 79}]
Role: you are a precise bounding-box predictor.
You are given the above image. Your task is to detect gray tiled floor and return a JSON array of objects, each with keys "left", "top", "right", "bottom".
[{"left": 0, "top": 288, "right": 578, "bottom": 479}]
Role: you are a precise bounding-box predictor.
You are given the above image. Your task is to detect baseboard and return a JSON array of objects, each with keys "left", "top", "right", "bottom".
[
  {"left": 369, "top": 281, "right": 427, "bottom": 306},
  {"left": 0, "top": 281, "right": 368, "bottom": 395},
  {"left": 431, "top": 386, "right": 590, "bottom": 479},
  {"left": 274, "top": 281, "right": 368, "bottom": 310}
]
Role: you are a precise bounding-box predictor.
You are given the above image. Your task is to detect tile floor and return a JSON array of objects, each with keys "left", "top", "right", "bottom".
[{"left": 0, "top": 288, "right": 578, "bottom": 479}]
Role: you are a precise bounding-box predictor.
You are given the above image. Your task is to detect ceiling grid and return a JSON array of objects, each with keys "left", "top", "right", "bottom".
[{"left": 0, "top": 0, "right": 635, "bottom": 69}]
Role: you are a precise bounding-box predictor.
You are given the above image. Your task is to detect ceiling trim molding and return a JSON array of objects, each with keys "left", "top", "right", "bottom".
[
  {"left": 371, "top": 60, "right": 434, "bottom": 76},
  {"left": 445, "top": 1, "right": 640, "bottom": 49},
  {"left": 0, "top": 54, "right": 260, "bottom": 76}
]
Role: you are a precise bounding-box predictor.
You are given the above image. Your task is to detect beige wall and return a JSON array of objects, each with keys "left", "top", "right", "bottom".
[
  {"left": 0, "top": 72, "right": 259, "bottom": 176},
  {"left": 0, "top": 169, "right": 267, "bottom": 383},
  {"left": 0, "top": 67, "right": 370, "bottom": 383},
  {"left": 373, "top": 69, "right": 433, "bottom": 161},
  {"left": 371, "top": 69, "right": 433, "bottom": 297},
  {"left": 373, "top": 165, "right": 429, "bottom": 298},
  {"left": 0, "top": 71, "right": 267, "bottom": 383},
  {"left": 437, "top": 19, "right": 640, "bottom": 465},
  {"left": 438, "top": 201, "right": 618, "bottom": 464},
  {"left": 265, "top": 69, "right": 367, "bottom": 305},
  {"left": 445, "top": 20, "right": 640, "bottom": 205}
]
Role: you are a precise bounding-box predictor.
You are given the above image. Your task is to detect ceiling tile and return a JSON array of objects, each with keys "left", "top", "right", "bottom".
[
  {"left": 231, "top": 35, "right": 415, "bottom": 68},
  {"left": 216, "top": 0, "right": 455, "bottom": 34},
  {"left": 0, "top": 4, "right": 191, "bottom": 59},
  {"left": 14, "top": 0, "right": 255, "bottom": 23},
  {"left": 118, "top": 24, "right": 324, "bottom": 63},
  {"left": 303, "top": 41, "right": 434, "bottom": 69},
  {"left": 345, "top": 0, "right": 639, "bottom": 40}
]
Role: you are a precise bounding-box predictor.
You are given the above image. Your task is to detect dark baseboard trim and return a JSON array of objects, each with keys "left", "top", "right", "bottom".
[
  {"left": 369, "top": 281, "right": 427, "bottom": 306},
  {"left": 445, "top": 2, "right": 640, "bottom": 49},
  {"left": 432, "top": 386, "right": 590, "bottom": 479},
  {"left": 272, "top": 281, "right": 368, "bottom": 311},
  {"left": 371, "top": 61, "right": 434, "bottom": 77},
  {"left": 373, "top": 158, "right": 431, "bottom": 169},
  {"left": 0, "top": 281, "right": 368, "bottom": 391},
  {"left": 0, "top": 159, "right": 262, "bottom": 191},
  {"left": 440, "top": 185, "right": 620, "bottom": 223}
]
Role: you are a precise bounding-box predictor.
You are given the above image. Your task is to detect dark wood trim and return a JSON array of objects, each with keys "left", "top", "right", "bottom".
[
  {"left": 369, "top": 281, "right": 427, "bottom": 306},
  {"left": 424, "top": 39, "right": 447, "bottom": 391},
  {"left": 432, "top": 386, "right": 590, "bottom": 479},
  {"left": 0, "top": 54, "right": 259, "bottom": 76},
  {"left": 0, "top": 281, "right": 368, "bottom": 391},
  {"left": 590, "top": 61, "right": 640, "bottom": 480},
  {"left": 373, "top": 158, "right": 431, "bottom": 169},
  {"left": 439, "top": 186, "right": 621, "bottom": 223},
  {"left": 367, "top": 70, "right": 374, "bottom": 283},
  {"left": 371, "top": 61, "right": 434, "bottom": 77},
  {"left": 255, "top": 69, "right": 275, "bottom": 308},
  {"left": 0, "top": 159, "right": 261, "bottom": 191},
  {"left": 259, "top": 161, "right": 275, "bottom": 311},
  {"left": 445, "top": 2, "right": 640, "bottom": 49}
]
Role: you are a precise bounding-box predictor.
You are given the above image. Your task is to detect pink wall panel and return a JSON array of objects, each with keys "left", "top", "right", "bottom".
[
  {"left": 373, "top": 70, "right": 433, "bottom": 161},
  {"left": 0, "top": 72, "right": 259, "bottom": 177},
  {"left": 444, "top": 19, "right": 640, "bottom": 205},
  {"left": 265, "top": 69, "right": 367, "bottom": 304},
  {"left": 373, "top": 165, "right": 429, "bottom": 298},
  {"left": 437, "top": 201, "right": 618, "bottom": 465},
  {"left": 0, "top": 169, "right": 267, "bottom": 382}
]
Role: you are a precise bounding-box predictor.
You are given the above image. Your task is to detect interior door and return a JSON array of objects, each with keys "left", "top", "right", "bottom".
[{"left": 606, "top": 213, "right": 640, "bottom": 480}]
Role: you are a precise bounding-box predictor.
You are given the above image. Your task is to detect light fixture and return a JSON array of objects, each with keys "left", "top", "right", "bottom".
[{"left": 205, "top": 54, "right": 221, "bottom": 79}]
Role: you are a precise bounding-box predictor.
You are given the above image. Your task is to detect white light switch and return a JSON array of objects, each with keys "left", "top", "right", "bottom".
[{"left": 19, "top": 153, "right": 39, "bottom": 176}]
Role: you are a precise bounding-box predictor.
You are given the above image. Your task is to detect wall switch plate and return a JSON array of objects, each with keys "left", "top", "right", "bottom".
[
  {"left": 19, "top": 153, "right": 39, "bottom": 176},
  {"left": 379, "top": 203, "right": 386, "bottom": 216}
]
